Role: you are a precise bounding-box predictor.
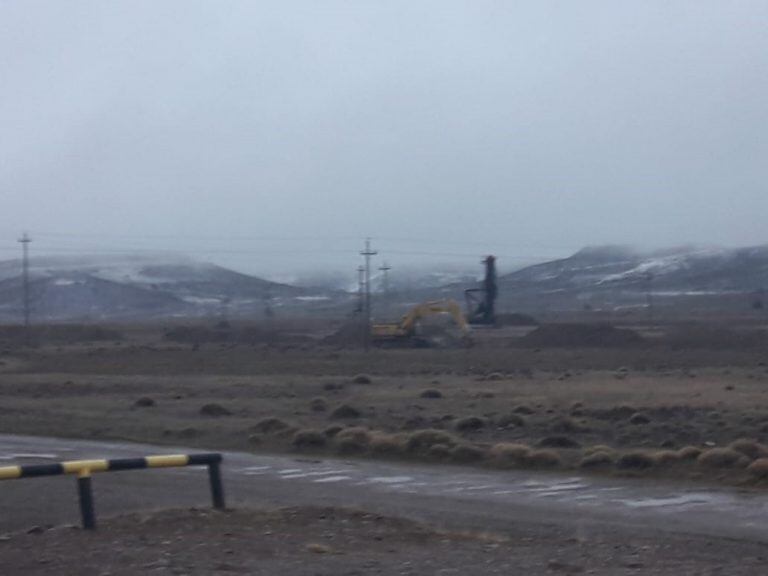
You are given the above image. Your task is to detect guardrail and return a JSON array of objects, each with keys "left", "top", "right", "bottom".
[{"left": 0, "top": 453, "right": 225, "bottom": 530}]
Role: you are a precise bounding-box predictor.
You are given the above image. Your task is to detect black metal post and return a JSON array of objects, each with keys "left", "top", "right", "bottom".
[
  {"left": 208, "top": 462, "right": 225, "bottom": 509},
  {"left": 77, "top": 474, "right": 96, "bottom": 530}
]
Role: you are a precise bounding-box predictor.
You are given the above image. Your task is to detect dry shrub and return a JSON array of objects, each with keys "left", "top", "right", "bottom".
[
  {"left": 497, "top": 413, "right": 526, "bottom": 428},
  {"left": 427, "top": 444, "right": 453, "bottom": 460},
  {"left": 334, "top": 427, "right": 372, "bottom": 454},
  {"left": 323, "top": 425, "right": 343, "bottom": 437},
  {"left": 369, "top": 433, "right": 406, "bottom": 455},
  {"left": 420, "top": 389, "right": 443, "bottom": 399},
  {"left": 747, "top": 458, "right": 768, "bottom": 479},
  {"left": 538, "top": 435, "right": 581, "bottom": 449},
  {"left": 310, "top": 397, "right": 328, "bottom": 412},
  {"left": 251, "top": 418, "right": 292, "bottom": 434},
  {"left": 729, "top": 439, "right": 768, "bottom": 460},
  {"left": 527, "top": 449, "right": 562, "bottom": 468},
  {"left": 352, "top": 374, "right": 372, "bottom": 384},
  {"left": 450, "top": 443, "right": 487, "bottom": 463},
  {"left": 306, "top": 543, "right": 333, "bottom": 554},
  {"left": 616, "top": 451, "right": 656, "bottom": 470},
  {"left": 330, "top": 404, "right": 361, "bottom": 419},
  {"left": 490, "top": 442, "right": 531, "bottom": 467},
  {"left": 455, "top": 416, "right": 486, "bottom": 432},
  {"left": 133, "top": 397, "right": 155, "bottom": 408},
  {"left": 629, "top": 413, "right": 651, "bottom": 425},
  {"left": 199, "top": 403, "right": 231, "bottom": 417},
  {"left": 580, "top": 451, "right": 615, "bottom": 469},
  {"left": 697, "top": 448, "right": 749, "bottom": 469},
  {"left": 513, "top": 405, "right": 535, "bottom": 415},
  {"left": 292, "top": 429, "right": 326, "bottom": 449},
  {"left": 584, "top": 444, "right": 614, "bottom": 456},
  {"left": 653, "top": 450, "right": 681, "bottom": 465},
  {"left": 550, "top": 417, "right": 584, "bottom": 434},
  {"left": 677, "top": 446, "right": 702, "bottom": 460},
  {"left": 336, "top": 427, "right": 372, "bottom": 445},
  {"left": 406, "top": 429, "right": 459, "bottom": 453}
]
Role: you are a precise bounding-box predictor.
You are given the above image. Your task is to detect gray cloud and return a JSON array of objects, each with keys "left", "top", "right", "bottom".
[{"left": 1, "top": 1, "right": 767, "bottom": 277}]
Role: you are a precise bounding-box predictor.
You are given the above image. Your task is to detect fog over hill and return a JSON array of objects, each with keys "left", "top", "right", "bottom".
[
  {"left": 0, "top": 254, "right": 342, "bottom": 322},
  {"left": 1, "top": 246, "right": 768, "bottom": 322}
]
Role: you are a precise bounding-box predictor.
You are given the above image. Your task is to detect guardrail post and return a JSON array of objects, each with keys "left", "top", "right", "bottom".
[
  {"left": 76, "top": 470, "right": 96, "bottom": 530},
  {"left": 208, "top": 461, "right": 225, "bottom": 509}
]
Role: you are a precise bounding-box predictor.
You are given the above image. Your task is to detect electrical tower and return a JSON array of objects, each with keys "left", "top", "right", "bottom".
[
  {"left": 378, "top": 262, "right": 391, "bottom": 296},
  {"left": 356, "top": 265, "right": 365, "bottom": 314},
  {"left": 18, "top": 233, "right": 31, "bottom": 329},
  {"left": 359, "top": 238, "right": 377, "bottom": 350}
]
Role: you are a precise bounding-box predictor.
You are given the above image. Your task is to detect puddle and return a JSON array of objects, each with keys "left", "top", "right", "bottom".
[
  {"left": 620, "top": 494, "right": 719, "bottom": 509},
  {"left": 368, "top": 476, "right": 413, "bottom": 484},
  {"left": 313, "top": 475, "right": 352, "bottom": 483}
]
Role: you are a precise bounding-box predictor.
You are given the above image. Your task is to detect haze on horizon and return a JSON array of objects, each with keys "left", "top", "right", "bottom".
[{"left": 1, "top": 1, "right": 767, "bottom": 280}]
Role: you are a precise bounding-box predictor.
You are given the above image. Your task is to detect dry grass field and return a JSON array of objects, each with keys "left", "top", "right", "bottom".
[{"left": 2, "top": 322, "right": 768, "bottom": 486}]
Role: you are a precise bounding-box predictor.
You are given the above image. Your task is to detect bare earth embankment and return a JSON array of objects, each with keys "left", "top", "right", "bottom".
[{"left": 2, "top": 506, "right": 767, "bottom": 575}]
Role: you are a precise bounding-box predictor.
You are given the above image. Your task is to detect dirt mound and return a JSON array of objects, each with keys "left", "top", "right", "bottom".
[
  {"left": 323, "top": 320, "right": 365, "bottom": 347},
  {"left": 519, "top": 323, "right": 642, "bottom": 348},
  {"left": 496, "top": 313, "right": 539, "bottom": 326},
  {"left": 661, "top": 324, "right": 768, "bottom": 349},
  {"left": 0, "top": 324, "right": 122, "bottom": 345}
]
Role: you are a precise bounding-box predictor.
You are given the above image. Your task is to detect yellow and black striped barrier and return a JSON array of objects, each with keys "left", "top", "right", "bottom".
[{"left": 0, "top": 453, "right": 225, "bottom": 530}]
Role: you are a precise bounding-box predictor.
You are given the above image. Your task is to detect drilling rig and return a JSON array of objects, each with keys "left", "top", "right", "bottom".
[{"left": 464, "top": 255, "right": 497, "bottom": 326}]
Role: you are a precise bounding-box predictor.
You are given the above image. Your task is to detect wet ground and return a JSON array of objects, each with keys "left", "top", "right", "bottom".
[{"left": 2, "top": 434, "right": 768, "bottom": 543}]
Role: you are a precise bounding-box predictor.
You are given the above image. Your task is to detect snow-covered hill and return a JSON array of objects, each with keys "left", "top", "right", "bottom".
[{"left": 0, "top": 254, "right": 334, "bottom": 321}]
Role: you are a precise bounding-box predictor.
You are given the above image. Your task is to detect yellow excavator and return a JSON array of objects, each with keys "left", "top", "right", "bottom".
[{"left": 371, "top": 299, "right": 472, "bottom": 347}]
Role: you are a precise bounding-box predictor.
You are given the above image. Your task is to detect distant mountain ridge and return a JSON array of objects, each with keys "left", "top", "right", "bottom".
[
  {"left": 496, "top": 245, "right": 768, "bottom": 313},
  {"left": 0, "top": 254, "right": 334, "bottom": 321}
]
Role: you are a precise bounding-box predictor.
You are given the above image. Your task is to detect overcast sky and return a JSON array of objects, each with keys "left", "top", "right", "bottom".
[{"left": 1, "top": 1, "right": 767, "bottom": 278}]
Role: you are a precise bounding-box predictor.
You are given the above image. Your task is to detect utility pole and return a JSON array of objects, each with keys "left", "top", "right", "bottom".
[
  {"left": 645, "top": 272, "right": 654, "bottom": 323},
  {"left": 356, "top": 265, "right": 365, "bottom": 314},
  {"left": 378, "top": 262, "right": 391, "bottom": 296},
  {"left": 360, "top": 238, "right": 377, "bottom": 350},
  {"left": 18, "top": 232, "right": 31, "bottom": 329}
]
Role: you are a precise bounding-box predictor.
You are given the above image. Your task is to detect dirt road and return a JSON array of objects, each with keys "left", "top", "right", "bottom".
[{"left": 2, "top": 434, "right": 768, "bottom": 543}]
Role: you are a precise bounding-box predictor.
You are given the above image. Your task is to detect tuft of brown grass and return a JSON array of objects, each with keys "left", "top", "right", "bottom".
[
  {"left": 747, "top": 458, "right": 768, "bottom": 479},
  {"left": 697, "top": 448, "right": 749, "bottom": 469},
  {"left": 489, "top": 442, "right": 531, "bottom": 469},
  {"left": 676, "top": 446, "right": 702, "bottom": 460},
  {"left": 419, "top": 389, "right": 443, "bottom": 399},
  {"left": 579, "top": 450, "right": 615, "bottom": 469},
  {"left": 351, "top": 374, "right": 372, "bottom": 385},
  {"left": 292, "top": 429, "right": 326, "bottom": 449},
  {"left": 526, "top": 449, "right": 562, "bottom": 468},
  {"left": 496, "top": 413, "right": 526, "bottom": 429},
  {"left": 653, "top": 450, "right": 681, "bottom": 465},
  {"left": 454, "top": 416, "right": 485, "bottom": 432},
  {"left": 583, "top": 444, "right": 614, "bottom": 456},
  {"left": 330, "top": 404, "right": 361, "bottom": 419},
  {"left": 369, "top": 433, "right": 406, "bottom": 455},
  {"left": 729, "top": 439, "right": 768, "bottom": 461},
  {"left": 334, "top": 427, "right": 372, "bottom": 454},
  {"left": 616, "top": 451, "right": 656, "bottom": 470},
  {"left": 309, "top": 397, "right": 328, "bottom": 412},
  {"left": 323, "top": 425, "right": 343, "bottom": 437},
  {"left": 538, "top": 435, "right": 581, "bottom": 449},
  {"left": 450, "top": 443, "right": 487, "bottom": 463},
  {"left": 427, "top": 443, "right": 453, "bottom": 460},
  {"left": 405, "top": 429, "right": 458, "bottom": 453},
  {"left": 251, "top": 417, "right": 292, "bottom": 435}
]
